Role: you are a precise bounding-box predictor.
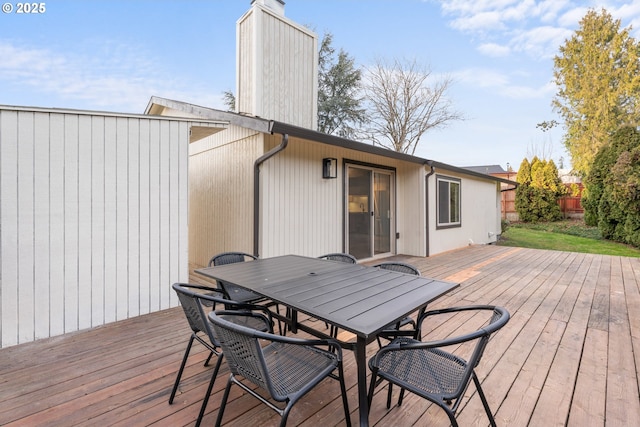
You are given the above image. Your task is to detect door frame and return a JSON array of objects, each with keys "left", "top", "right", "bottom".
[{"left": 344, "top": 161, "right": 396, "bottom": 260}]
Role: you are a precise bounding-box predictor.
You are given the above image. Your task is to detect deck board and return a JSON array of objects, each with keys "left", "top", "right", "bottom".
[{"left": 2, "top": 245, "right": 640, "bottom": 426}]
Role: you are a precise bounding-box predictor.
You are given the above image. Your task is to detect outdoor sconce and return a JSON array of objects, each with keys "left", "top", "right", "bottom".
[{"left": 322, "top": 158, "right": 337, "bottom": 179}]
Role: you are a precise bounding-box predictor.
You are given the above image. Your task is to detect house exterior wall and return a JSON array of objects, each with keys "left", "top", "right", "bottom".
[
  {"left": 258, "top": 136, "right": 427, "bottom": 259},
  {"left": 395, "top": 162, "right": 428, "bottom": 257},
  {"left": 188, "top": 125, "right": 263, "bottom": 267},
  {"left": 0, "top": 106, "right": 213, "bottom": 348},
  {"left": 427, "top": 169, "right": 501, "bottom": 255},
  {"left": 236, "top": 2, "right": 318, "bottom": 129}
]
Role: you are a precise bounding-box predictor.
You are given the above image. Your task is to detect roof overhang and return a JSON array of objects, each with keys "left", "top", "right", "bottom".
[
  {"left": 145, "top": 96, "right": 515, "bottom": 185},
  {"left": 428, "top": 160, "right": 518, "bottom": 186}
]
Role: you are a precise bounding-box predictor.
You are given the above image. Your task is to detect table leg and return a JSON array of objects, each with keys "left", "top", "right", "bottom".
[
  {"left": 290, "top": 309, "right": 298, "bottom": 334},
  {"left": 355, "top": 336, "right": 369, "bottom": 427}
]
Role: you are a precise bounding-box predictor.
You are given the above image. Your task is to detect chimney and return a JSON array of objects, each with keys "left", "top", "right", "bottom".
[
  {"left": 236, "top": 0, "right": 318, "bottom": 129},
  {"left": 250, "top": 0, "right": 285, "bottom": 16}
]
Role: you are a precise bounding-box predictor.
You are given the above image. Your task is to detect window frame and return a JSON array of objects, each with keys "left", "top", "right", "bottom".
[{"left": 436, "top": 175, "right": 461, "bottom": 229}]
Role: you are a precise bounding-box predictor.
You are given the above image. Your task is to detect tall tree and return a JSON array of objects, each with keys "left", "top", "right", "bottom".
[
  {"left": 362, "top": 57, "right": 463, "bottom": 155},
  {"left": 583, "top": 126, "right": 640, "bottom": 246},
  {"left": 317, "top": 33, "right": 365, "bottom": 138},
  {"left": 222, "top": 90, "right": 235, "bottom": 111},
  {"left": 515, "top": 157, "right": 565, "bottom": 222},
  {"left": 553, "top": 8, "right": 640, "bottom": 177}
]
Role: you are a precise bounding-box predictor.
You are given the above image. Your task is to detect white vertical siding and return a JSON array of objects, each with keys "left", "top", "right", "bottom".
[
  {"left": 237, "top": 10, "right": 255, "bottom": 117},
  {"left": 0, "top": 107, "right": 212, "bottom": 348},
  {"left": 17, "top": 111, "right": 35, "bottom": 343},
  {"left": 78, "top": 115, "right": 93, "bottom": 330},
  {"left": 395, "top": 162, "right": 427, "bottom": 257},
  {"left": 259, "top": 137, "right": 427, "bottom": 259},
  {"left": 260, "top": 136, "right": 343, "bottom": 258},
  {"left": 33, "top": 113, "right": 51, "bottom": 338}
]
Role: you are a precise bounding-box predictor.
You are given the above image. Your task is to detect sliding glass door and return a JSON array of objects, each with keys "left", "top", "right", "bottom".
[{"left": 346, "top": 165, "right": 394, "bottom": 259}]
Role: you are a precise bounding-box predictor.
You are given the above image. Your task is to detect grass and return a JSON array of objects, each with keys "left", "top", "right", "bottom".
[{"left": 498, "top": 219, "right": 640, "bottom": 258}]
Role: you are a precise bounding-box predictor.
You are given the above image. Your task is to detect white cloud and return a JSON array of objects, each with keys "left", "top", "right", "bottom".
[
  {"left": 510, "top": 26, "right": 574, "bottom": 58},
  {"left": 477, "top": 43, "right": 511, "bottom": 57},
  {"left": 432, "top": 0, "right": 640, "bottom": 60},
  {"left": 454, "top": 67, "right": 510, "bottom": 88},
  {"left": 455, "top": 67, "right": 553, "bottom": 99}
]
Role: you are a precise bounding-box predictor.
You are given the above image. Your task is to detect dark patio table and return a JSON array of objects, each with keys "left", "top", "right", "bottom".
[{"left": 195, "top": 254, "right": 459, "bottom": 427}]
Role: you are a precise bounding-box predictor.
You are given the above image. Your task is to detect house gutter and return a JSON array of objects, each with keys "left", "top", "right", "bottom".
[
  {"left": 425, "top": 160, "right": 436, "bottom": 257},
  {"left": 253, "top": 131, "right": 289, "bottom": 257}
]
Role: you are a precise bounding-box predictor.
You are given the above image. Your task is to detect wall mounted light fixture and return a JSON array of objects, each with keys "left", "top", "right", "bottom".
[{"left": 322, "top": 158, "right": 337, "bottom": 179}]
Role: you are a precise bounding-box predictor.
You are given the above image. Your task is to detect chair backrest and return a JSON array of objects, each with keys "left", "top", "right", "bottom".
[
  {"left": 398, "top": 305, "right": 509, "bottom": 399},
  {"left": 471, "top": 306, "right": 509, "bottom": 368},
  {"left": 172, "top": 283, "right": 225, "bottom": 341},
  {"left": 318, "top": 253, "right": 357, "bottom": 264},
  {"left": 423, "top": 305, "right": 509, "bottom": 385},
  {"left": 208, "top": 251, "right": 257, "bottom": 267},
  {"left": 373, "top": 261, "right": 420, "bottom": 276},
  {"left": 208, "top": 310, "right": 276, "bottom": 397}
]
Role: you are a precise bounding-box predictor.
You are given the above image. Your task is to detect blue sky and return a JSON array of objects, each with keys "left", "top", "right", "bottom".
[{"left": 2, "top": 0, "right": 640, "bottom": 169}]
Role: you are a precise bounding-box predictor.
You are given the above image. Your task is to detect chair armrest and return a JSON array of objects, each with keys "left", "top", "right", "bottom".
[
  {"left": 374, "top": 305, "right": 510, "bottom": 357},
  {"left": 175, "top": 282, "right": 222, "bottom": 294},
  {"left": 416, "top": 305, "right": 510, "bottom": 337}
]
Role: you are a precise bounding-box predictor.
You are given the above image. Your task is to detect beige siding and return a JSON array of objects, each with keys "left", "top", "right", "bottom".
[
  {"left": 236, "top": 11, "right": 255, "bottom": 117},
  {"left": 259, "top": 137, "right": 427, "bottom": 259},
  {"left": 0, "top": 107, "right": 211, "bottom": 348},
  {"left": 188, "top": 125, "right": 262, "bottom": 266},
  {"left": 395, "top": 162, "right": 428, "bottom": 257},
  {"left": 427, "top": 169, "right": 501, "bottom": 255},
  {"left": 236, "top": 4, "right": 318, "bottom": 129}
]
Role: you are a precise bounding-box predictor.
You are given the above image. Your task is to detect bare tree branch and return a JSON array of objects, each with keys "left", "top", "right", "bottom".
[{"left": 362, "top": 58, "right": 464, "bottom": 155}]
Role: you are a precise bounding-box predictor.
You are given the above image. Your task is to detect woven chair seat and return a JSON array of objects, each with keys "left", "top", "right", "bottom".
[
  {"left": 375, "top": 337, "right": 466, "bottom": 399},
  {"left": 263, "top": 342, "right": 339, "bottom": 399}
]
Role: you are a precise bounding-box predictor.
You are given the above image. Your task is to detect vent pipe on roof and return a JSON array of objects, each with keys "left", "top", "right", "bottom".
[{"left": 251, "top": 0, "right": 285, "bottom": 15}]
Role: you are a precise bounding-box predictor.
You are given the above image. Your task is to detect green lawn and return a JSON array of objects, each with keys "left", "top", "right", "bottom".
[{"left": 498, "top": 221, "right": 640, "bottom": 258}]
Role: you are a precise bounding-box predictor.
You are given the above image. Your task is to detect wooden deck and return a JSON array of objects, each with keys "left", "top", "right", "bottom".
[{"left": 2, "top": 245, "right": 639, "bottom": 426}]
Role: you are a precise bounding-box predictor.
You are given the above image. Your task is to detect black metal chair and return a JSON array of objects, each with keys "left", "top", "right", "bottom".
[
  {"left": 318, "top": 252, "right": 358, "bottom": 263},
  {"left": 170, "top": 283, "right": 273, "bottom": 427},
  {"left": 209, "top": 251, "right": 284, "bottom": 334},
  {"left": 318, "top": 253, "right": 357, "bottom": 337},
  {"left": 372, "top": 262, "right": 422, "bottom": 347},
  {"left": 208, "top": 252, "right": 265, "bottom": 304},
  {"left": 209, "top": 309, "right": 351, "bottom": 427},
  {"left": 367, "top": 305, "right": 510, "bottom": 426}
]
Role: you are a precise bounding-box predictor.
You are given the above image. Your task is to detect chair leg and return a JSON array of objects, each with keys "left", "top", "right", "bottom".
[
  {"left": 337, "top": 362, "right": 352, "bottom": 427},
  {"left": 367, "top": 369, "right": 378, "bottom": 410},
  {"left": 440, "top": 404, "right": 459, "bottom": 427},
  {"left": 215, "top": 375, "right": 235, "bottom": 427},
  {"left": 169, "top": 335, "right": 195, "bottom": 404},
  {"left": 195, "top": 354, "right": 224, "bottom": 427},
  {"left": 386, "top": 383, "right": 393, "bottom": 409},
  {"left": 473, "top": 373, "right": 497, "bottom": 427},
  {"left": 280, "top": 404, "right": 294, "bottom": 427},
  {"left": 204, "top": 350, "right": 214, "bottom": 366}
]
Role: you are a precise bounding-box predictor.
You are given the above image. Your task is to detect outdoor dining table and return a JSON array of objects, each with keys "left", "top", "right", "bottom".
[{"left": 195, "top": 254, "right": 459, "bottom": 427}]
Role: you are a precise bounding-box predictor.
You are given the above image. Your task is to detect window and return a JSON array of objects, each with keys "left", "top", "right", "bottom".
[{"left": 437, "top": 176, "right": 461, "bottom": 228}]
